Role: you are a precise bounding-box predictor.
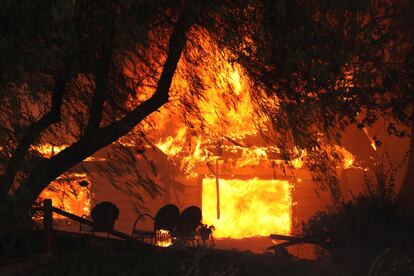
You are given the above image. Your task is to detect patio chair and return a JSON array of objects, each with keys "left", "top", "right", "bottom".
[
  {"left": 90, "top": 201, "right": 119, "bottom": 237},
  {"left": 131, "top": 204, "right": 180, "bottom": 244},
  {"left": 174, "top": 206, "right": 202, "bottom": 247},
  {"left": 131, "top": 213, "right": 155, "bottom": 243}
]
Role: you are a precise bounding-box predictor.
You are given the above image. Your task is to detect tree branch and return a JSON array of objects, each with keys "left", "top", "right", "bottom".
[
  {"left": 0, "top": 1, "right": 83, "bottom": 197},
  {"left": 84, "top": 5, "right": 115, "bottom": 135},
  {"left": 17, "top": 5, "right": 193, "bottom": 207}
]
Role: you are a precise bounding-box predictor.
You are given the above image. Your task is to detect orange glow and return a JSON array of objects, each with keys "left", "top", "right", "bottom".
[
  {"left": 155, "top": 230, "right": 173, "bottom": 247},
  {"left": 334, "top": 145, "right": 355, "bottom": 169},
  {"left": 363, "top": 128, "right": 377, "bottom": 151},
  {"left": 147, "top": 36, "right": 359, "bottom": 175},
  {"left": 33, "top": 144, "right": 106, "bottom": 162},
  {"left": 37, "top": 173, "right": 93, "bottom": 219},
  {"left": 33, "top": 144, "right": 67, "bottom": 157},
  {"left": 143, "top": 30, "right": 270, "bottom": 176},
  {"left": 235, "top": 148, "right": 267, "bottom": 168},
  {"left": 32, "top": 144, "right": 97, "bottom": 220},
  {"left": 202, "top": 178, "right": 291, "bottom": 238},
  {"left": 156, "top": 128, "right": 187, "bottom": 157},
  {"left": 144, "top": 30, "right": 355, "bottom": 176}
]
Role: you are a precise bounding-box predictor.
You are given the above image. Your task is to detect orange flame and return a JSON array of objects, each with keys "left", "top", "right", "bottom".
[
  {"left": 148, "top": 30, "right": 355, "bottom": 175},
  {"left": 33, "top": 144, "right": 67, "bottom": 157},
  {"left": 335, "top": 145, "right": 355, "bottom": 169},
  {"left": 202, "top": 178, "right": 291, "bottom": 238},
  {"left": 363, "top": 128, "right": 377, "bottom": 151},
  {"left": 155, "top": 229, "right": 173, "bottom": 247},
  {"left": 37, "top": 173, "right": 93, "bottom": 219},
  {"left": 146, "top": 32, "right": 355, "bottom": 242}
]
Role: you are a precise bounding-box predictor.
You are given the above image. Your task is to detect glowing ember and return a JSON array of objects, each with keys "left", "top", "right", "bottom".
[
  {"left": 335, "top": 145, "right": 355, "bottom": 169},
  {"left": 363, "top": 128, "right": 377, "bottom": 151},
  {"left": 202, "top": 178, "right": 291, "bottom": 238},
  {"left": 33, "top": 144, "right": 67, "bottom": 157},
  {"left": 155, "top": 229, "right": 173, "bottom": 247}
]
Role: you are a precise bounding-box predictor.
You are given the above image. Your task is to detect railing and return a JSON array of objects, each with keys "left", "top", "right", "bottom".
[{"left": 41, "top": 199, "right": 154, "bottom": 254}]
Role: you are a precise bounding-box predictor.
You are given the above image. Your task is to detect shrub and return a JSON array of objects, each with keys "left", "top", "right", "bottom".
[{"left": 302, "top": 155, "right": 414, "bottom": 275}]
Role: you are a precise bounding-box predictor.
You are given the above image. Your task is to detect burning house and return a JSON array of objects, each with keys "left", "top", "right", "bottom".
[{"left": 34, "top": 30, "right": 409, "bottom": 256}]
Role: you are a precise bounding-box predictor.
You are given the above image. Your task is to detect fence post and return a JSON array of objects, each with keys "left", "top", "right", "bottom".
[{"left": 43, "top": 199, "right": 53, "bottom": 254}]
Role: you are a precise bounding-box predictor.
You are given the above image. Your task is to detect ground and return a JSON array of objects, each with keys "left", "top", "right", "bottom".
[
  {"left": 3, "top": 229, "right": 413, "bottom": 276},
  {"left": 0, "top": 231, "right": 345, "bottom": 276}
]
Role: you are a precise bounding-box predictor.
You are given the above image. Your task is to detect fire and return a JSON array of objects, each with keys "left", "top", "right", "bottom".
[
  {"left": 156, "top": 128, "right": 187, "bottom": 157},
  {"left": 202, "top": 178, "right": 291, "bottom": 238},
  {"left": 363, "top": 128, "right": 377, "bottom": 151},
  {"left": 32, "top": 144, "right": 100, "bottom": 220},
  {"left": 235, "top": 147, "right": 267, "bottom": 168},
  {"left": 145, "top": 31, "right": 355, "bottom": 244},
  {"left": 33, "top": 144, "right": 67, "bottom": 157},
  {"left": 37, "top": 173, "right": 93, "bottom": 219},
  {"left": 144, "top": 30, "right": 266, "bottom": 170},
  {"left": 147, "top": 30, "right": 355, "bottom": 175},
  {"left": 334, "top": 145, "right": 355, "bottom": 169},
  {"left": 155, "top": 229, "right": 173, "bottom": 247},
  {"left": 29, "top": 29, "right": 356, "bottom": 239}
]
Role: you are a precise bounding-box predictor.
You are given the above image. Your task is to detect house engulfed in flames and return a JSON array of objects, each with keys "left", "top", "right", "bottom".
[{"left": 36, "top": 32, "right": 369, "bottom": 254}]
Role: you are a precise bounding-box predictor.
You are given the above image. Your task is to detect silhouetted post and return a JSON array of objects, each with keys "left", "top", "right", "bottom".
[{"left": 43, "top": 199, "right": 53, "bottom": 254}]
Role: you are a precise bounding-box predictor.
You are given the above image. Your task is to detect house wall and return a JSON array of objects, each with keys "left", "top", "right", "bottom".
[{"left": 52, "top": 155, "right": 368, "bottom": 254}]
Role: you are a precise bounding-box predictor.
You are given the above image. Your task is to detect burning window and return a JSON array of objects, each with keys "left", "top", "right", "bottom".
[{"left": 202, "top": 178, "right": 291, "bottom": 239}]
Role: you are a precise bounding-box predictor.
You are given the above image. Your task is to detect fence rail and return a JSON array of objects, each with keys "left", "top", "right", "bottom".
[{"left": 41, "top": 199, "right": 154, "bottom": 253}]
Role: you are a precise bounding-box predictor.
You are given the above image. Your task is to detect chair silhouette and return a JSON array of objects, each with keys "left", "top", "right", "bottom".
[
  {"left": 131, "top": 204, "right": 180, "bottom": 244},
  {"left": 174, "top": 206, "right": 202, "bottom": 247},
  {"left": 90, "top": 201, "right": 119, "bottom": 237},
  {"left": 131, "top": 213, "right": 155, "bottom": 243}
]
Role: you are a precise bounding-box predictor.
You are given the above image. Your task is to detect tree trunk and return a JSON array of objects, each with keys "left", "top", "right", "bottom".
[
  {"left": 1, "top": 1, "right": 198, "bottom": 260},
  {"left": 14, "top": 6, "right": 192, "bottom": 210}
]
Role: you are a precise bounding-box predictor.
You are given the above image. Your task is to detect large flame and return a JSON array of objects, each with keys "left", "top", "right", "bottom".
[
  {"left": 142, "top": 29, "right": 273, "bottom": 174},
  {"left": 148, "top": 31, "right": 354, "bottom": 242},
  {"left": 30, "top": 28, "right": 355, "bottom": 240},
  {"left": 149, "top": 30, "right": 355, "bottom": 175},
  {"left": 202, "top": 178, "right": 291, "bottom": 238}
]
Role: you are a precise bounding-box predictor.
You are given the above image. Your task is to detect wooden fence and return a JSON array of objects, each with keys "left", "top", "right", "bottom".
[{"left": 41, "top": 199, "right": 154, "bottom": 254}]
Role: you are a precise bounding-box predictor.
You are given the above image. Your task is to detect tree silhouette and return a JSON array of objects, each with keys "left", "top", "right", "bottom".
[
  {"left": 1, "top": 0, "right": 414, "bottom": 247},
  {"left": 214, "top": 0, "right": 414, "bottom": 204}
]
